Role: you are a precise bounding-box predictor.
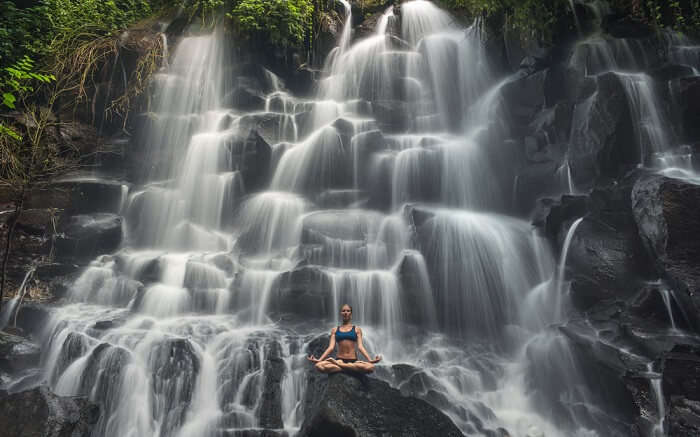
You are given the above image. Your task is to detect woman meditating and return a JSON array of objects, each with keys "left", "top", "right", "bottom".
[{"left": 307, "top": 304, "right": 382, "bottom": 374}]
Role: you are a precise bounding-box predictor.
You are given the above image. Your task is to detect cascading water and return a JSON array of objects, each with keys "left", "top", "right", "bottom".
[
  {"left": 25, "top": 1, "right": 678, "bottom": 437},
  {"left": 569, "top": 0, "right": 700, "bottom": 180}
]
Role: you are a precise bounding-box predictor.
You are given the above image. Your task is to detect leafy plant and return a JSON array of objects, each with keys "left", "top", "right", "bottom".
[{"left": 229, "top": 0, "right": 314, "bottom": 48}]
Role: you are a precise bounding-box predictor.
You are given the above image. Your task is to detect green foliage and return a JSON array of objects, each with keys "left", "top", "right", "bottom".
[
  {"left": 229, "top": 0, "right": 314, "bottom": 48},
  {"left": 0, "top": 0, "right": 160, "bottom": 72},
  {"left": 438, "top": 0, "right": 572, "bottom": 42},
  {"left": 0, "top": 56, "right": 55, "bottom": 141},
  {"left": 611, "top": 0, "right": 700, "bottom": 36},
  {"left": 2, "top": 56, "right": 56, "bottom": 110}
]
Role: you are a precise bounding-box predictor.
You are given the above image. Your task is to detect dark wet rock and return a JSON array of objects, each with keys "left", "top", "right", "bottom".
[
  {"left": 513, "top": 161, "right": 561, "bottom": 213},
  {"left": 667, "top": 398, "right": 700, "bottom": 436},
  {"left": 632, "top": 175, "right": 700, "bottom": 321},
  {"left": 230, "top": 64, "right": 282, "bottom": 95},
  {"left": 218, "top": 341, "right": 261, "bottom": 417},
  {"left": 225, "top": 129, "right": 272, "bottom": 192},
  {"left": 543, "top": 65, "right": 587, "bottom": 107},
  {"left": 0, "top": 330, "right": 41, "bottom": 373},
  {"left": 568, "top": 72, "right": 637, "bottom": 188},
  {"left": 529, "top": 103, "right": 573, "bottom": 148},
  {"left": 0, "top": 386, "right": 99, "bottom": 437},
  {"left": 403, "top": 204, "right": 436, "bottom": 229},
  {"left": 647, "top": 63, "right": 696, "bottom": 82},
  {"left": 674, "top": 76, "right": 700, "bottom": 143},
  {"left": 55, "top": 214, "right": 123, "bottom": 262},
  {"left": 627, "top": 283, "right": 692, "bottom": 331},
  {"left": 238, "top": 112, "right": 297, "bottom": 145},
  {"left": 217, "top": 430, "right": 289, "bottom": 437},
  {"left": 226, "top": 85, "right": 266, "bottom": 111},
  {"left": 567, "top": 216, "right": 644, "bottom": 308},
  {"left": 58, "top": 179, "right": 127, "bottom": 215},
  {"left": 500, "top": 69, "right": 546, "bottom": 126},
  {"left": 14, "top": 208, "right": 53, "bottom": 236},
  {"left": 35, "top": 262, "right": 82, "bottom": 282},
  {"left": 257, "top": 340, "right": 286, "bottom": 428},
  {"left": 78, "top": 343, "right": 131, "bottom": 409},
  {"left": 301, "top": 210, "right": 377, "bottom": 242},
  {"left": 662, "top": 345, "right": 700, "bottom": 402},
  {"left": 272, "top": 266, "right": 332, "bottom": 317},
  {"left": 373, "top": 100, "right": 414, "bottom": 133},
  {"left": 298, "top": 372, "right": 463, "bottom": 437},
  {"left": 395, "top": 251, "right": 438, "bottom": 325},
  {"left": 287, "top": 66, "right": 317, "bottom": 97},
  {"left": 532, "top": 194, "right": 588, "bottom": 238},
  {"left": 14, "top": 302, "right": 51, "bottom": 336},
  {"left": 52, "top": 332, "right": 92, "bottom": 384},
  {"left": 149, "top": 338, "right": 200, "bottom": 435}
]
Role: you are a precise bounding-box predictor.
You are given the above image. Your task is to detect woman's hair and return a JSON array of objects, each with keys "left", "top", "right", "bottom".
[{"left": 341, "top": 304, "right": 352, "bottom": 313}]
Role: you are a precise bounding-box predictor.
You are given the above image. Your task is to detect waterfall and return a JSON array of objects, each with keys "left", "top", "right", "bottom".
[{"left": 29, "top": 2, "right": 663, "bottom": 436}]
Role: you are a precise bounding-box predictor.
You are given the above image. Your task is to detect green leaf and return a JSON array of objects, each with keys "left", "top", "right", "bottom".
[{"left": 2, "top": 92, "right": 17, "bottom": 109}]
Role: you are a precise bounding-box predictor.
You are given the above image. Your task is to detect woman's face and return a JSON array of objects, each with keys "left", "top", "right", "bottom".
[{"left": 341, "top": 306, "right": 352, "bottom": 322}]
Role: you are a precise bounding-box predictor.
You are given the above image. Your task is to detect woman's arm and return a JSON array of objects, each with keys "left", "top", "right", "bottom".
[
  {"left": 309, "top": 328, "right": 337, "bottom": 362},
  {"left": 356, "top": 327, "right": 381, "bottom": 363}
]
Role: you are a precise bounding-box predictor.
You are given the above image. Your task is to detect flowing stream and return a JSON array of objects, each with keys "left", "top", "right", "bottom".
[{"left": 28, "top": 1, "right": 700, "bottom": 436}]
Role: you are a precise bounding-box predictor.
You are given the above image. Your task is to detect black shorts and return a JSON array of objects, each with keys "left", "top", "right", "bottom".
[{"left": 337, "top": 358, "right": 357, "bottom": 363}]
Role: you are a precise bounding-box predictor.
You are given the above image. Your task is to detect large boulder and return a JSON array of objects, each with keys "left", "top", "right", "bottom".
[
  {"left": 257, "top": 340, "right": 286, "bottom": 428},
  {"left": 662, "top": 345, "right": 700, "bottom": 436},
  {"left": 272, "top": 266, "right": 332, "bottom": 318},
  {"left": 225, "top": 129, "right": 272, "bottom": 192},
  {"left": 55, "top": 213, "right": 123, "bottom": 262},
  {"left": 568, "top": 72, "right": 637, "bottom": 188},
  {"left": 0, "top": 386, "right": 99, "bottom": 437},
  {"left": 298, "top": 372, "right": 463, "bottom": 437},
  {"left": 673, "top": 76, "right": 700, "bottom": 143},
  {"left": 0, "top": 330, "right": 41, "bottom": 374},
  {"left": 632, "top": 175, "right": 700, "bottom": 321}
]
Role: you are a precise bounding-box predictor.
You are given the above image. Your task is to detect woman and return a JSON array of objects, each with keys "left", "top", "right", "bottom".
[{"left": 307, "top": 304, "right": 382, "bottom": 374}]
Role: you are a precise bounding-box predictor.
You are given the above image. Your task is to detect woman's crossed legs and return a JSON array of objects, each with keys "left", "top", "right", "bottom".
[{"left": 314, "top": 357, "right": 375, "bottom": 374}]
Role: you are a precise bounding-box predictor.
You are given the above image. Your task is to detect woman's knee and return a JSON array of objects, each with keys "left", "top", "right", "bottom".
[
  {"left": 315, "top": 362, "right": 326, "bottom": 372},
  {"left": 365, "top": 363, "right": 375, "bottom": 373}
]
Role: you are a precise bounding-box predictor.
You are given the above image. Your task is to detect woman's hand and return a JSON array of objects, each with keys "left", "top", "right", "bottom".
[
  {"left": 307, "top": 355, "right": 320, "bottom": 363},
  {"left": 369, "top": 355, "right": 382, "bottom": 364}
]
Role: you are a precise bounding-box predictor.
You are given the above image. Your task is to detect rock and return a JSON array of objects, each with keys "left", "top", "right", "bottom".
[
  {"left": 667, "top": 398, "right": 700, "bottom": 436},
  {"left": 58, "top": 179, "right": 128, "bottom": 215},
  {"left": 673, "top": 76, "right": 700, "bottom": 143},
  {"left": 13, "top": 302, "right": 50, "bottom": 336},
  {"left": 217, "top": 430, "right": 289, "bottom": 437},
  {"left": 272, "top": 266, "right": 332, "bottom": 317},
  {"left": 500, "top": 69, "right": 546, "bottom": 126},
  {"left": 0, "top": 330, "right": 41, "bottom": 373},
  {"left": 604, "top": 16, "right": 655, "bottom": 39},
  {"left": 567, "top": 217, "right": 644, "bottom": 308},
  {"left": 662, "top": 345, "right": 700, "bottom": 402},
  {"left": 568, "top": 72, "right": 637, "bottom": 188},
  {"left": 226, "top": 129, "right": 272, "bottom": 192},
  {"left": 372, "top": 100, "right": 414, "bottom": 133},
  {"left": 298, "top": 372, "right": 463, "bottom": 437},
  {"left": 226, "top": 85, "right": 266, "bottom": 111},
  {"left": 55, "top": 214, "right": 123, "bottom": 262},
  {"left": 647, "top": 63, "right": 695, "bottom": 82},
  {"left": 257, "top": 340, "right": 286, "bottom": 428},
  {"left": 149, "top": 338, "right": 200, "bottom": 434},
  {"left": 632, "top": 175, "right": 700, "bottom": 322},
  {"left": 0, "top": 386, "right": 99, "bottom": 437}
]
